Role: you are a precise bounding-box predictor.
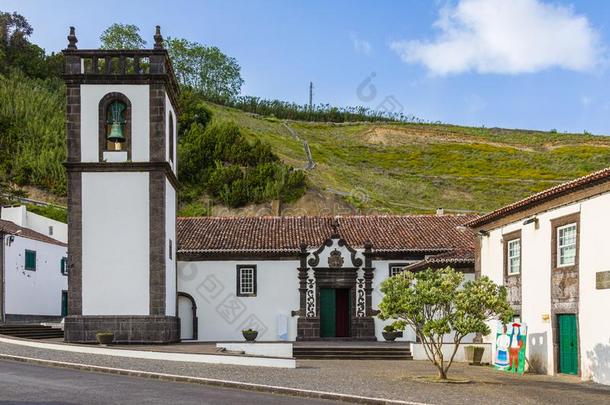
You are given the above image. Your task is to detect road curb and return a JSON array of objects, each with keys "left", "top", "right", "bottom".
[{"left": 0, "top": 353, "right": 431, "bottom": 405}]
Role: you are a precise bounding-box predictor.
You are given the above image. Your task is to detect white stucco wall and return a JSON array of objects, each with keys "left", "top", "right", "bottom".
[
  {"left": 578, "top": 193, "right": 610, "bottom": 385},
  {"left": 1, "top": 206, "right": 67, "bottom": 243},
  {"left": 81, "top": 172, "right": 150, "bottom": 315},
  {"left": 80, "top": 84, "right": 150, "bottom": 162},
  {"left": 2, "top": 234, "right": 67, "bottom": 316},
  {"left": 177, "top": 260, "right": 300, "bottom": 342},
  {"left": 479, "top": 193, "right": 610, "bottom": 384},
  {"left": 372, "top": 260, "right": 417, "bottom": 342},
  {"left": 165, "top": 179, "right": 176, "bottom": 316}
]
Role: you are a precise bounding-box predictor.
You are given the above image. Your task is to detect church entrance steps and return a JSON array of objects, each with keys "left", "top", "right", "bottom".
[
  {"left": 293, "top": 342, "right": 413, "bottom": 360},
  {"left": 0, "top": 324, "right": 64, "bottom": 340}
]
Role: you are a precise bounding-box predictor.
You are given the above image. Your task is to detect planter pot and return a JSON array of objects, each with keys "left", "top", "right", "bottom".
[
  {"left": 96, "top": 333, "right": 114, "bottom": 345},
  {"left": 464, "top": 345, "right": 485, "bottom": 365},
  {"left": 242, "top": 331, "right": 258, "bottom": 342},
  {"left": 382, "top": 331, "right": 399, "bottom": 341}
]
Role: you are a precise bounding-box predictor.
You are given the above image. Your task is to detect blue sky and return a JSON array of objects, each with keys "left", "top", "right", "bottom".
[{"left": 4, "top": 0, "right": 610, "bottom": 134}]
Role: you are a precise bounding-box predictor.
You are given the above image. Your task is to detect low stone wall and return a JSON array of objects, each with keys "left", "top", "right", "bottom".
[
  {"left": 64, "top": 315, "right": 179, "bottom": 344},
  {"left": 410, "top": 343, "right": 492, "bottom": 363}
]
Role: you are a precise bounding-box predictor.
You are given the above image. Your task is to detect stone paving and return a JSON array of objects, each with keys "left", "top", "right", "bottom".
[{"left": 0, "top": 340, "right": 608, "bottom": 405}]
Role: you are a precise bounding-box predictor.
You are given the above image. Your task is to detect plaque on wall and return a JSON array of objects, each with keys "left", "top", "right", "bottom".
[{"left": 596, "top": 271, "right": 610, "bottom": 290}]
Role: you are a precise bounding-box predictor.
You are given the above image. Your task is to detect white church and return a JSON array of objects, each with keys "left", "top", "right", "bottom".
[
  {"left": 56, "top": 26, "right": 610, "bottom": 385},
  {"left": 60, "top": 26, "right": 477, "bottom": 344}
]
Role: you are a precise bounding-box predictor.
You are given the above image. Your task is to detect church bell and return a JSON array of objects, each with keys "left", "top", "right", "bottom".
[
  {"left": 107, "top": 122, "right": 125, "bottom": 143},
  {"left": 107, "top": 101, "right": 126, "bottom": 143}
]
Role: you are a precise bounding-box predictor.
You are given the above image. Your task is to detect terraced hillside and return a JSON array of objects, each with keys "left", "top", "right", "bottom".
[{"left": 208, "top": 102, "right": 610, "bottom": 214}]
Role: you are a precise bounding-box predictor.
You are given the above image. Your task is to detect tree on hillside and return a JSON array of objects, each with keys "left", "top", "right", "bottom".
[
  {"left": 0, "top": 11, "right": 62, "bottom": 79},
  {"left": 166, "top": 37, "right": 243, "bottom": 101},
  {"left": 100, "top": 23, "right": 146, "bottom": 49},
  {"left": 379, "top": 267, "right": 513, "bottom": 380}
]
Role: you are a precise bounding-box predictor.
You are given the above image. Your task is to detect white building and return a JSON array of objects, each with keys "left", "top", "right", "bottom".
[
  {"left": 1, "top": 205, "right": 68, "bottom": 243},
  {"left": 176, "top": 215, "right": 476, "bottom": 342},
  {"left": 468, "top": 167, "right": 610, "bottom": 385},
  {"left": 0, "top": 218, "right": 68, "bottom": 323}
]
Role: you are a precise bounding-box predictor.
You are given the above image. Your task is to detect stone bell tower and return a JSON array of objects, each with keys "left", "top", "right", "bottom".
[{"left": 63, "top": 26, "right": 180, "bottom": 343}]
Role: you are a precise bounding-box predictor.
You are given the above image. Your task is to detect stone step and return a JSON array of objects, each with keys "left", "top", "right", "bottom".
[
  {"left": 294, "top": 350, "right": 412, "bottom": 354},
  {"left": 296, "top": 354, "right": 413, "bottom": 360},
  {"left": 293, "top": 345, "right": 413, "bottom": 360},
  {"left": 0, "top": 324, "right": 64, "bottom": 339}
]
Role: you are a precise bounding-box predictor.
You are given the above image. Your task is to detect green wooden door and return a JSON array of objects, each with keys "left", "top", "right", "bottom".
[
  {"left": 558, "top": 314, "right": 578, "bottom": 375},
  {"left": 61, "top": 291, "right": 68, "bottom": 317},
  {"left": 320, "top": 288, "right": 336, "bottom": 337}
]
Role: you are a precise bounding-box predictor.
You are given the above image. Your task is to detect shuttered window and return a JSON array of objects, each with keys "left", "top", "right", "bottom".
[
  {"left": 61, "top": 257, "right": 68, "bottom": 275},
  {"left": 25, "top": 250, "right": 36, "bottom": 271}
]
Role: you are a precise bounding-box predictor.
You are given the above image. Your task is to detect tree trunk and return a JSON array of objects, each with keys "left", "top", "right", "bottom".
[{"left": 435, "top": 363, "right": 447, "bottom": 380}]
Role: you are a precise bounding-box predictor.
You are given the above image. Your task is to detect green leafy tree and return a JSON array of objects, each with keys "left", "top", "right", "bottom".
[
  {"left": 166, "top": 37, "right": 243, "bottom": 101},
  {"left": 379, "top": 267, "right": 513, "bottom": 380},
  {"left": 0, "top": 11, "right": 62, "bottom": 79},
  {"left": 100, "top": 23, "right": 146, "bottom": 49}
]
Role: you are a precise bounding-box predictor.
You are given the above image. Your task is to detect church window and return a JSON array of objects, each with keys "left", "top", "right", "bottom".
[{"left": 237, "top": 265, "right": 257, "bottom": 296}]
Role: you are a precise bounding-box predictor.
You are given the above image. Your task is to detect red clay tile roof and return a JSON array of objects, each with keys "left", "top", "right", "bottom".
[
  {"left": 403, "top": 249, "right": 474, "bottom": 272},
  {"left": 466, "top": 167, "right": 610, "bottom": 228},
  {"left": 0, "top": 219, "right": 67, "bottom": 247},
  {"left": 177, "top": 215, "right": 477, "bottom": 254}
]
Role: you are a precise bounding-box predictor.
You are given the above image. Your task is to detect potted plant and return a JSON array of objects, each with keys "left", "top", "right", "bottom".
[
  {"left": 382, "top": 324, "right": 403, "bottom": 342},
  {"left": 96, "top": 331, "right": 114, "bottom": 346},
  {"left": 242, "top": 329, "right": 258, "bottom": 342},
  {"left": 464, "top": 345, "right": 485, "bottom": 365}
]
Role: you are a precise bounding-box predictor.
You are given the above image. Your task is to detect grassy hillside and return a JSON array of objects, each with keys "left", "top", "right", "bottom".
[
  {"left": 2, "top": 73, "right": 610, "bottom": 216},
  {"left": 207, "top": 102, "right": 610, "bottom": 214}
]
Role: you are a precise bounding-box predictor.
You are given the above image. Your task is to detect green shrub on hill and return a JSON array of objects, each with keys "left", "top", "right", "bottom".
[{"left": 178, "top": 97, "right": 307, "bottom": 209}]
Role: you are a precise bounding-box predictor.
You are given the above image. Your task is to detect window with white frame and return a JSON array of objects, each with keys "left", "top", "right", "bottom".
[
  {"left": 389, "top": 265, "right": 405, "bottom": 277},
  {"left": 237, "top": 265, "right": 256, "bottom": 296},
  {"left": 557, "top": 223, "right": 577, "bottom": 267},
  {"left": 507, "top": 238, "right": 521, "bottom": 275}
]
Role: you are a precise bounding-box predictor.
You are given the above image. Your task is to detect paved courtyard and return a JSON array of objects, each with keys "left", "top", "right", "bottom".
[{"left": 0, "top": 340, "right": 608, "bottom": 404}]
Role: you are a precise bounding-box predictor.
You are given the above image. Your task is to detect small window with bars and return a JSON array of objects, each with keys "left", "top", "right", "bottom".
[
  {"left": 557, "top": 223, "right": 577, "bottom": 267},
  {"left": 237, "top": 265, "right": 257, "bottom": 296},
  {"left": 25, "top": 250, "right": 36, "bottom": 271}
]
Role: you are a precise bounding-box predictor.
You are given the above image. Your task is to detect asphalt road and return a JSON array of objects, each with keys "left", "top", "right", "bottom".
[{"left": 0, "top": 360, "right": 338, "bottom": 405}]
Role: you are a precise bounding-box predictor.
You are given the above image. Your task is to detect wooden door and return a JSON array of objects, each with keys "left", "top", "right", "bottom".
[
  {"left": 335, "top": 289, "right": 350, "bottom": 337},
  {"left": 61, "top": 291, "right": 68, "bottom": 317},
  {"left": 558, "top": 314, "right": 578, "bottom": 375},
  {"left": 320, "top": 288, "right": 336, "bottom": 337}
]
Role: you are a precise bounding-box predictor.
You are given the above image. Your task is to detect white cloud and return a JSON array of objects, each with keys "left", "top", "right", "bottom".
[
  {"left": 351, "top": 33, "right": 372, "bottom": 55},
  {"left": 391, "top": 0, "right": 602, "bottom": 75}
]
